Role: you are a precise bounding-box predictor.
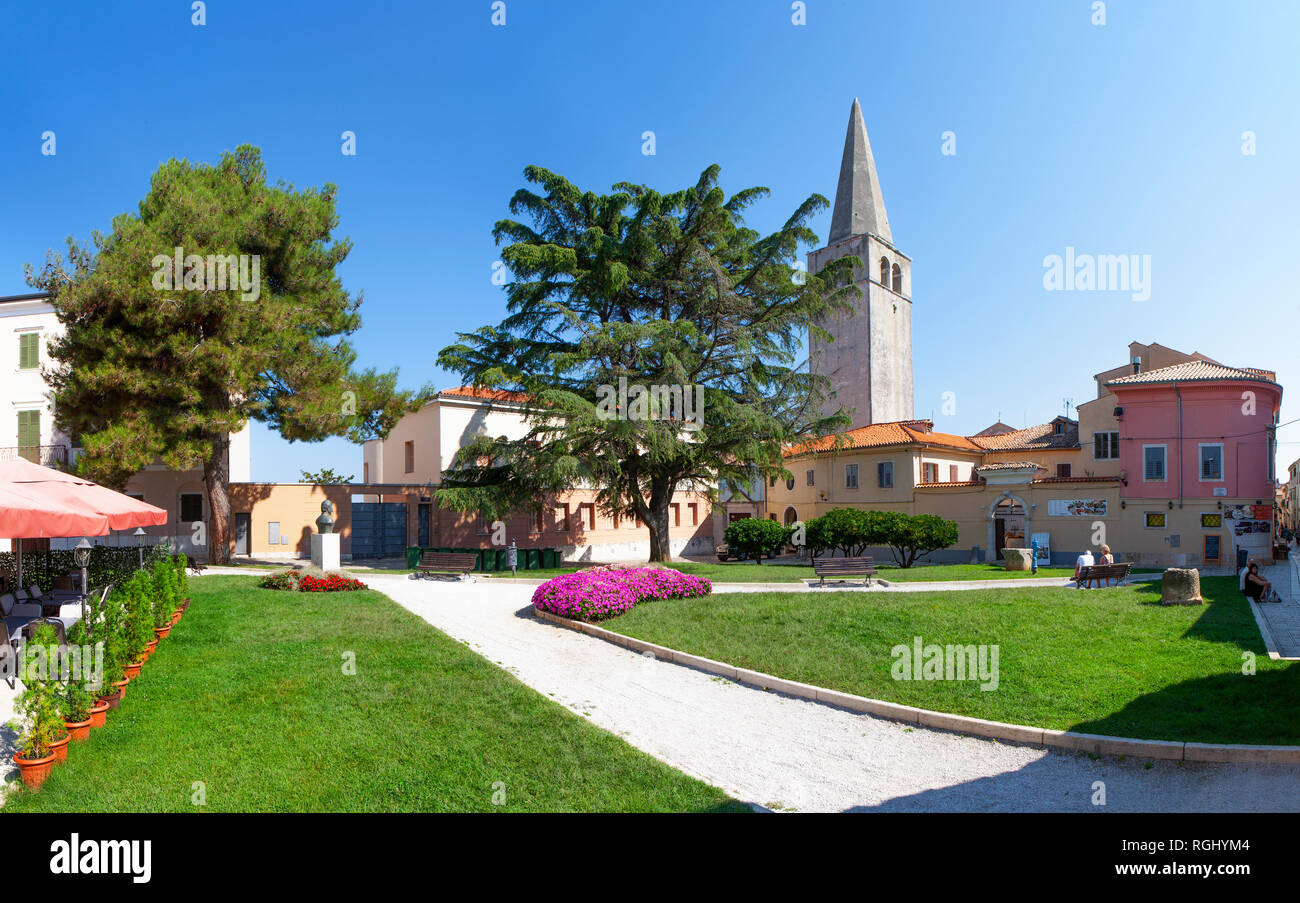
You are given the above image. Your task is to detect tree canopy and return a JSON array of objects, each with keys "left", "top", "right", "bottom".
[
  {"left": 27, "top": 145, "right": 426, "bottom": 561},
  {"left": 435, "top": 164, "right": 858, "bottom": 560}
]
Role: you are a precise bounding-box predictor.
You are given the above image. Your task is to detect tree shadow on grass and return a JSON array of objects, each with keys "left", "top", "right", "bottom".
[{"left": 1130, "top": 576, "right": 1260, "bottom": 652}]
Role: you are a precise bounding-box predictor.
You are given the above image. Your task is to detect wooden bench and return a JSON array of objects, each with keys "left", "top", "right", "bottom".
[
  {"left": 813, "top": 556, "right": 877, "bottom": 586},
  {"left": 416, "top": 552, "right": 480, "bottom": 579},
  {"left": 1074, "top": 562, "right": 1132, "bottom": 588}
]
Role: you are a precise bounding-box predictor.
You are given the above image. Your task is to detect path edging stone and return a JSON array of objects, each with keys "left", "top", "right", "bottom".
[{"left": 532, "top": 605, "right": 1300, "bottom": 765}]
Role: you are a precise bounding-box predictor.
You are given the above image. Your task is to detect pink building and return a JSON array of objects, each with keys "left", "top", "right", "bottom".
[{"left": 1107, "top": 359, "right": 1281, "bottom": 566}]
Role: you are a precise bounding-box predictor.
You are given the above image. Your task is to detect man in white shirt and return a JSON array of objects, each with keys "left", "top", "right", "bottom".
[{"left": 1074, "top": 548, "right": 1095, "bottom": 584}]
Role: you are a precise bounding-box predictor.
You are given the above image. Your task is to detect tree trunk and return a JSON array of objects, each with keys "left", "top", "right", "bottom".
[
  {"left": 645, "top": 479, "right": 674, "bottom": 563},
  {"left": 204, "top": 436, "right": 232, "bottom": 565}
]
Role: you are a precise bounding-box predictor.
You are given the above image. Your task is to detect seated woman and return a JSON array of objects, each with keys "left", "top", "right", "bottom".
[
  {"left": 1098, "top": 544, "right": 1115, "bottom": 566},
  {"left": 1243, "top": 563, "right": 1273, "bottom": 601}
]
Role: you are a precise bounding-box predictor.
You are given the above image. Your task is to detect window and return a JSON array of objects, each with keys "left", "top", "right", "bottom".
[
  {"left": 891, "top": 263, "right": 902, "bottom": 293},
  {"left": 877, "top": 461, "right": 893, "bottom": 489},
  {"left": 1201, "top": 513, "right": 1222, "bottom": 528},
  {"left": 363, "top": 462, "right": 369, "bottom": 483},
  {"left": 268, "top": 521, "right": 281, "bottom": 545},
  {"left": 577, "top": 503, "right": 595, "bottom": 530},
  {"left": 845, "top": 463, "right": 859, "bottom": 489},
  {"left": 688, "top": 502, "right": 698, "bottom": 525},
  {"left": 879, "top": 257, "right": 890, "bottom": 285},
  {"left": 17, "top": 333, "right": 38, "bottom": 370},
  {"left": 1204, "top": 534, "right": 1221, "bottom": 562},
  {"left": 16, "top": 410, "right": 39, "bottom": 461},
  {"left": 769, "top": 476, "right": 777, "bottom": 488},
  {"left": 533, "top": 508, "right": 545, "bottom": 532},
  {"left": 1056, "top": 463, "right": 1072, "bottom": 478},
  {"left": 949, "top": 464, "right": 958, "bottom": 482},
  {"left": 1199, "top": 444, "right": 1223, "bottom": 481},
  {"left": 806, "top": 469, "right": 815, "bottom": 487},
  {"left": 670, "top": 503, "right": 680, "bottom": 527},
  {"left": 404, "top": 441, "right": 415, "bottom": 474},
  {"left": 180, "top": 493, "right": 204, "bottom": 522},
  {"left": 475, "top": 513, "right": 489, "bottom": 534},
  {"left": 1145, "top": 512, "right": 1166, "bottom": 529},
  {"left": 1142, "top": 445, "right": 1166, "bottom": 482},
  {"left": 922, "top": 462, "right": 938, "bottom": 484},
  {"left": 554, "top": 505, "right": 569, "bottom": 531},
  {"left": 1093, "top": 431, "right": 1119, "bottom": 460},
  {"left": 785, "top": 476, "right": 795, "bottom": 491}
]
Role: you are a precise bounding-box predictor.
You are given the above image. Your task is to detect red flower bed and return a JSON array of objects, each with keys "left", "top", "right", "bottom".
[{"left": 296, "top": 574, "right": 367, "bottom": 592}]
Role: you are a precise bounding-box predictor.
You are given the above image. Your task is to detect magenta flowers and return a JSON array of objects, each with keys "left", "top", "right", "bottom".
[{"left": 532, "top": 567, "right": 712, "bottom": 622}]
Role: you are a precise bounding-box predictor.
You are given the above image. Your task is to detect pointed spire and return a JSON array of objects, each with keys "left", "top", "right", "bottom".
[{"left": 828, "top": 98, "right": 891, "bottom": 245}]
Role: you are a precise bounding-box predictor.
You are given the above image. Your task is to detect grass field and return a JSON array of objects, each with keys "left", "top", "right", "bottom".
[
  {"left": 603, "top": 577, "right": 1297, "bottom": 745},
  {"left": 487, "top": 561, "right": 1111, "bottom": 583},
  {"left": 4, "top": 576, "right": 745, "bottom": 812}
]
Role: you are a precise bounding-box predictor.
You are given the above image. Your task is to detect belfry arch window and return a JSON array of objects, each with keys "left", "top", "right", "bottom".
[
  {"left": 879, "top": 257, "right": 890, "bottom": 286},
  {"left": 891, "top": 263, "right": 902, "bottom": 293}
]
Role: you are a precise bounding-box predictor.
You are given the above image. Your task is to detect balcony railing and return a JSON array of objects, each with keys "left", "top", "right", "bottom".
[{"left": 0, "top": 444, "right": 70, "bottom": 468}]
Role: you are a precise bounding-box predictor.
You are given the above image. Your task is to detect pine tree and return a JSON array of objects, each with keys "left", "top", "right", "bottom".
[
  {"left": 437, "top": 165, "right": 856, "bottom": 561},
  {"left": 26, "top": 146, "right": 428, "bottom": 562}
]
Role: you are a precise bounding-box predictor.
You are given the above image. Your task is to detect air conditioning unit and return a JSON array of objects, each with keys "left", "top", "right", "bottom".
[{"left": 1113, "top": 406, "right": 1124, "bottom": 417}]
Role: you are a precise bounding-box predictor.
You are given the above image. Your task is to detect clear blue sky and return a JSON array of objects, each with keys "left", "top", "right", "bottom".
[{"left": 3, "top": 0, "right": 1298, "bottom": 480}]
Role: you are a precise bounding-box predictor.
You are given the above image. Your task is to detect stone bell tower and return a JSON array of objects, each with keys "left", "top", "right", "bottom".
[{"left": 808, "top": 98, "right": 914, "bottom": 429}]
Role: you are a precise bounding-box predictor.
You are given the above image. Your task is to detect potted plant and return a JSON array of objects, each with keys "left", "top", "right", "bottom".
[
  {"left": 97, "top": 587, "right": 129, "bottom": 710},
  {"left": 14, "top": 624, "right": 70, "bottom": 788},
  {"left": 123, "top": 572, "right": 152, "bottom": 678},
  {"left": 61, "top": 619, "right": 95, "bottom": 741},
  {"left": 151, "top": 559, "right": 176, "bottom": 639},
  {"left": 176, "top": 554, "right": 190, "bottom": 613}
]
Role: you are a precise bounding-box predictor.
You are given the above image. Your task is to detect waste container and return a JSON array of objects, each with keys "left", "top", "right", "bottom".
[
  {"left": 493, "top": 549, "right": 508, "bottom": 571},
  {"left": 1237, "top": 547, "right": 1249, "bottom": 571},
  {"left": 406, "top": 547, "right": 420, "bottom": 569},
  {"left": 525, "top": 548, "right": 540, "bottom": 571}
]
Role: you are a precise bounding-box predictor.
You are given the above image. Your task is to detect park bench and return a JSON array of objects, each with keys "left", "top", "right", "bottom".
[
  {"left": 1074, "top": 562, "right": 1132, "bottom": 589},
  {"left": 813, "top": 556, "right": 877, "bottom": 586},
  {"left": 416, "top": 552, "right": 480, "bottom": 580}
]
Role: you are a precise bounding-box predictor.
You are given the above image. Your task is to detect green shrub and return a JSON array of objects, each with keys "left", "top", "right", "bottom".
[
  {"left": 16, "top": 623, "right": 68, "bottom": 757},
  {"left": 60, "top": 619, "right": 95, "bottom": 724},
  {"left": 123, "top": 573, "right": 154, "bottom": 662},
  {"left": 723, "top": 518, "right": 789, "bottom": 565},
  {"left": 151, "top": 559, "right": 177, "bottom": 628}
]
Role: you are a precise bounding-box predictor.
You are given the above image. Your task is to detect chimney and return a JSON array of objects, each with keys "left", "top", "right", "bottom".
[{"left": 1131, "top": 356, "right": 1141, "bottom": 375}]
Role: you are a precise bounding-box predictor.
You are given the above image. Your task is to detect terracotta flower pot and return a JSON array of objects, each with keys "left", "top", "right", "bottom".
[
  {"left": 49, "top": 733, "right": 70, "bottom": 764},
  {"left": 65, "top": 718, "right": 92, "bottom": 742},
  {"left": 171, "top": 610, "right": 181, "bottom": 626},
  {"left": 145, "top": 639, "right": 158, "bottom": 659},
  {"left": 113, "top": 678, "right": 129, "bottom": 700},
  {"left": 182, "top": 598, "right": 190, "bottom": 610},
  {"left": 154, "top": 625, "right": 171, "bottom": 640},
  {"left": 13, "top": 752, "right": 56, "bottom": 790},
  {"left": 88, "top": 700, "right": 109, "bottom": 728},
  {"left": 99, "top": 689, "right": 123, "bottom": 711},
  {"left": 124, "top": 661, "right": 142, "bottom": 680}
]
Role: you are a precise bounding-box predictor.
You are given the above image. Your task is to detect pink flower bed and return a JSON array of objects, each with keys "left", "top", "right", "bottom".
[{"left": 531, "top": 567, "right": 712, "bottom": 622}]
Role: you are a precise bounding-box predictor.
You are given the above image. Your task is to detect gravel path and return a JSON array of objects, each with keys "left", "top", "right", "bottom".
[{"left": 365, "top": 574, "right": 1300, "bottom": 812}]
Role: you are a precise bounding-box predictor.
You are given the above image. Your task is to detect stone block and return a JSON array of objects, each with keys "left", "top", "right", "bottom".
[
  {"left": 1160, "top": 567, "right": 1203, "bottom": 605},
  {"left": 1001, "top": 548, "right": 1034, "bottom": 571}
]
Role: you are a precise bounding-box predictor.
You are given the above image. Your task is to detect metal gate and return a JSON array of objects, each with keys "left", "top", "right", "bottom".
[{"left": 351, "top": 502, "right": 408, "bottom": 559}]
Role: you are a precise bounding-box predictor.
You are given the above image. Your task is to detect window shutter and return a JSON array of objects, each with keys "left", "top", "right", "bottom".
[
  {"left": 1094, "top": 433, "right": 1105, "bottom": 458},
  {"left": 18, "top": 334, "right": 38, "bottom": 370},
  {"left": 17, "top": 410, "right": 39, "bottom": 459}
]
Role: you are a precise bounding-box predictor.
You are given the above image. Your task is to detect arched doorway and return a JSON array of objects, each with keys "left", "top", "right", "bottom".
[
  {"left": 986, "top": 492, "right": 1030, "bottom": 561},
  {"left": 783, "top": 506, "right": 798, "bottom": 528}
]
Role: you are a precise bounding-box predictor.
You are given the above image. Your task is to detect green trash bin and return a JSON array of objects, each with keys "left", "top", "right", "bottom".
[
  {"left": 525, "top": 548, "right": 540, "bottom": 571},
  {"left": 406, "top": 547, "right": 420, "bottom": 569},
  {"left": 541, "top": 548, "right": 556, "bottom": 569}
]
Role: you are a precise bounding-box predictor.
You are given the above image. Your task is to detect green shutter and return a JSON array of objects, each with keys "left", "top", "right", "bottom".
[
  {"left": 17, "top": 410, "right": 40, "bottom": 461},
  {"left": 18, "top": 333, "right": 38, "bottom": 370}
]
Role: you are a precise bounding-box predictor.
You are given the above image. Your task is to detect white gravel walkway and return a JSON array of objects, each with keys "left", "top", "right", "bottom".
[{"left": 364, "top": 573, "right": 1300, "bottom": 813}]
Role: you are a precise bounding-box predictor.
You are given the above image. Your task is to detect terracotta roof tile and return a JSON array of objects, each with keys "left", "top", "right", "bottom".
[
  {"left": 971, "top": 421, "right": 1079, "bottom": 451},
  {"left": 1107, "top": 360, "right": 1278, "bottom": 387},
  {"left": 440, "top": 386, "right": 531, "bottom": 404},
  {"left": 785, "top": 421, "right": 983, "bottom": 458}
]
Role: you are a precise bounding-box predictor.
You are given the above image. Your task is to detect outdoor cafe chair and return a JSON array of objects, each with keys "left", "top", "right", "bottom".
[
  {"left": 20, "top": 617, "right": 69, "bottom": 648},
  {"left": 0, "top": 622, "right": 14, "bottom": 689}
]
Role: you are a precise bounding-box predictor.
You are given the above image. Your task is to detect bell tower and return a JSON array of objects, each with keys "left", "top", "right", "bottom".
[{"left": 808, "top": 98, "right": 914, "bottom": 429}]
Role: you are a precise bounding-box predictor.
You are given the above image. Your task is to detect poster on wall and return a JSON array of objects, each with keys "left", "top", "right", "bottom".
[
  {"left": 1047, "top": 499, "right": 1107, "bottom": 517},
  {"left": 1031, "top": 532, "right": 1051, "bottom": 563}
]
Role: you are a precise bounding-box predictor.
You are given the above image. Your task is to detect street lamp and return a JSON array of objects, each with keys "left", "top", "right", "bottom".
[
  {"left": 73, "top": 538, "right": 92, "bottom": 624},
  {"left": 134, "top": 527, "right": 147, "bottom": 569}
]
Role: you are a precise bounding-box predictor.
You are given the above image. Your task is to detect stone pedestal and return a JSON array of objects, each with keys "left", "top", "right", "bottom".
[
  {"left": 1160, "top": 567, "right": 1203, "bottom": 606},
  {"left": 1001, "top": 548, "right": 1033, "bottom": 571},
  {"left": 311, "top": 533, "right": 340, "bottom": 572}
]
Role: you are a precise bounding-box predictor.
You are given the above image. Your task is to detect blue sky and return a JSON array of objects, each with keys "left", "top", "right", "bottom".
[{"left": 3, "top": 0, "right": 1298, "bottom": 480}]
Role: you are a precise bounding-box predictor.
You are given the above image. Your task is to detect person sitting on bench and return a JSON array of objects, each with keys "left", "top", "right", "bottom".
[
  {"left": 1074, "top": 548, "right": 1095, "bottom": 583},
  {"left": 1097, "top": 544, "right": 1114, "bottom": 566}
]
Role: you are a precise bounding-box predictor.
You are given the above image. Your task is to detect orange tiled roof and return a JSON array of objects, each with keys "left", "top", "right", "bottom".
[
  {"left": 440, "top": 385, "right": 532, "bottom": 404},
  {"left": 974, "top": 461, "right": 1042, "bottom": 471},
  {"left": 1107, "top": 360, "right": 1278, "bottom": 387},
  {"left": 971, "top": 421, "right": 1079, "bottom": 451},
  {"left": 785, "top": 421, "right": 983, "bottom": 458}
]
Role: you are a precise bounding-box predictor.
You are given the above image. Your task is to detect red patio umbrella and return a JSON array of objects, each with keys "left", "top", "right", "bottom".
[{"left": 0, "top": 457, "right": 168, "bottom": 593}]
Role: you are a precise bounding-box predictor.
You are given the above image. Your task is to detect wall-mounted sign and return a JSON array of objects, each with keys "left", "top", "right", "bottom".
[
  {"left": 1213, "top": 487, "right": 1228, "bottom": 496},
  {"left": 1048, "top": 499, "right": 1107, "bottom": 517}
]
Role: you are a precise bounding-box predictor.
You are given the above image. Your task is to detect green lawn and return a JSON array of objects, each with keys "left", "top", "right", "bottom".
[
  {"left": 493, "top": 561, "right": 1099, "bottom": 583},
  {"left": 874, "top": 563, "right": 1078, "bottom": 581},
  {"left": 603, "top": 577, "right": 1298, "bottom": 745},
  {"left": 5, "top": 576, "right": 745, "bottom": 812}
]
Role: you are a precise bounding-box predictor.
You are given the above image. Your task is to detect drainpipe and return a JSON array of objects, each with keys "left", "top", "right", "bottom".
[{"left": 1174, "top": 381, "right": 1183, "bottom": 510}]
